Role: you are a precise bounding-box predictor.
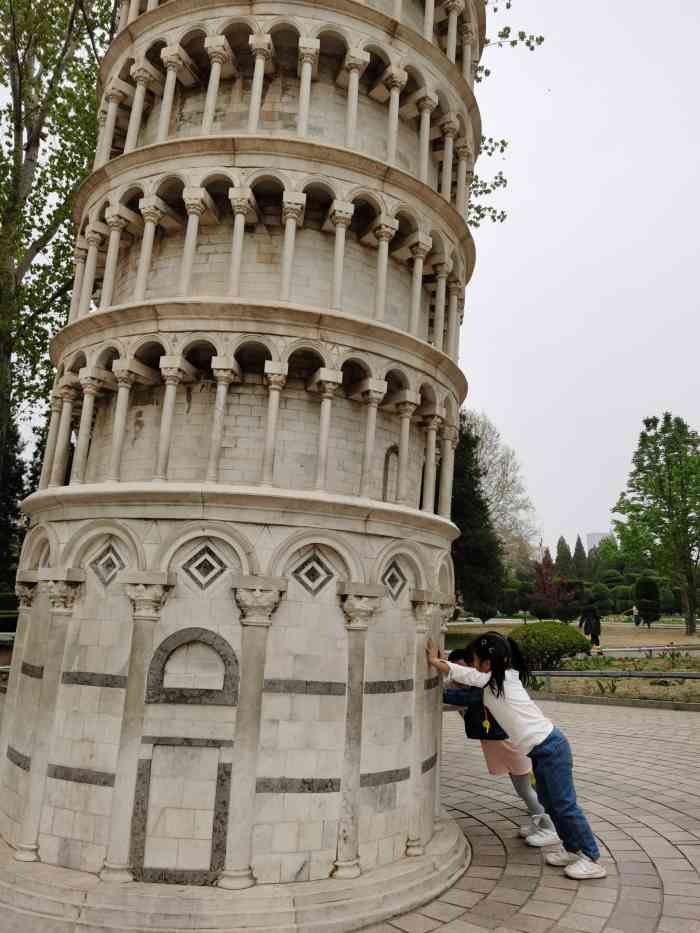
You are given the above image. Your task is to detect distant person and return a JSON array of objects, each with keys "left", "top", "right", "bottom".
[
  {"left": 632, "top": 605, "right": 641, "bottom": 627},
  {"left": 579, "top": 604, "right": 601, "bottom": 650},
  {"left": 443, "top": 646, "right": 559, "bottom": 846}
]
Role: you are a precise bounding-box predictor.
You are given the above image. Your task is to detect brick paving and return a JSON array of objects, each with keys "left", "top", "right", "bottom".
[{"left": 387, "top": 701, "right": 700, "bottom": 933}]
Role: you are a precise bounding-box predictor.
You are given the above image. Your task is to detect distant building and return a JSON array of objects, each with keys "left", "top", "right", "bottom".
[{"left": 587, "top": 532, "right": 609, "bottom": 552}]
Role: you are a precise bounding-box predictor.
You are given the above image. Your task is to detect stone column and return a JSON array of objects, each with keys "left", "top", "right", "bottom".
[
  {"left": 117, "top": 0, "right": 129, "bottom": 32},
  {"left": 95, "top": 88, "right": 123, "bottom": 168},
  {"left": 432, "top": 262, "right": 450, "bottom": 351},
  {"left": 154, "top": 357, "right": 195, "bottom": 481},
  {"left": 385, "top": 67, "right": 408, "bottom": 165},
  {"left": 455, "top": 139, "right": 473, "bottom": 219},
  {"left": 438, "top": 425, "right": 459, "bottom": 518},
  {"left": 68, "top": 244, "right": 88, "bottom": 324},
  {"left": 434, "top": 601, "right": 454, "bottom": 821},
  {"left": 359, "top": 389, "right": 384, "bottom": 498},
  {"left": 462, "top": 22, "right": 476, "bottom": 87},
  {"left": 343, "top": 51, "right": 369, "bottom": 148},
  {"left": 127, "top": 0, "right": 139, "bottom": 24},
  {"left": 297, "top": 41, "right": 319, "bottom": 137},
  {"left": 260, "top": 370, "right": 287, "bottom": 485},
  {"left": 445, "top": 278, "right": 462, "bottom": 360},
  {"left": 202, "top": 38, "right": 233, "bottom": 133},
  {"left": 15, "top": 574, "right": 84, "bottom": 861},
  {"left": 440, "top": 115, "right": 460, "bottom": 201},
  {"left": 107, "top": 371, "right": 136, "bottom": 482},
  {"left": 134, "top": 198, "right": 162, "bottom": 301},
  {"left": 406, "top": 594, "right": 435, "bottom": 855},
  {"left": 206, "top": 362, "right": 238, "bottom": 482},
  {"left": 247, "top": 36, "right": 273, "bottom": 133},
  {"left": 157, "top": 49, "right": 182, "bottom": 142},
  {"left": 228, "top": 187, "right": 253, "bottom": 297},
  {"left": 49, "top": 385, "right": 79, "bottom": 488},
  {"left": 93, "top": 108, "right": 107, "bottom": 170},
  {"left": 280, "top": 194, "right": 306, "bottom": 302},
  {"left": 418, "top": 95, "right": 437, "bottom": 184},
  {"left": 409, "top": 236, "right": 432, "bottom": 337},
  {"left": 0, "top": 577, "right": 37, "bottom": 773},
  {"left": 423, "top": 0, "right": 436, "bottom": 41},
  {"left": 445, "top": 0, "right": 466, "bottom": 62},
  {"left": 124, "top": 65, "right": 151, "bottom": 154},
  {"left": 78, "top": 227, "right": 103, "bottom": 318},
  {"left": 100, "top": 210, "right": 128, "bottom": 310},
  {"left": 396, "top": 401, "right": 417, "bottom": 505},
  {"left": 38, "top": 394, "right": 63, "bottom": 489},
  {"left": 373, "top": 218, "right": 398, "bottom": 321},
  {"left": 100, "top": 577, "right": 174, "bottom": 882},
  {"left": 421, "top": 415, "right": 442, "bottom": 513},
  {"left": 69, "top": 377, "right": 101, "bottom": 485},
  {"left": 179, "top": 188, "right": 208, "bottom": 296},
  {"left": 334, "top": 585, "right": 383, "bottom": 879},
  {"left": 393, "top": 0, "right": 403, "bottom": 19},
  {"left": 330, "top": 200, "right": 354, "bottom": 310},
  {"left": 315, "top": 380, "right": 337, "bottom": 491},
  {"left": 219, "top": 578, "right": 287, "bottom": 890}
]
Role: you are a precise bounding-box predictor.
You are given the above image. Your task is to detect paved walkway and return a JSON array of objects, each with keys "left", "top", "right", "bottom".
[{"left": 386, "top": 701, "right": 700, "bottom": 933}]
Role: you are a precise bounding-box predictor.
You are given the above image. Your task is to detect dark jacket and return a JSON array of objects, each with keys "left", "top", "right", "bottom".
[
  {"left": 443, "top": 686, "right": 508, "bottom": 741},
  {"left": 579, "top": 607, "right": 601, "bottom": 637}
]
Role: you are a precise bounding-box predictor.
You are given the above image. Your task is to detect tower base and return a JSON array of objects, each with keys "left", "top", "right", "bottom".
[{"left": 0, "top": 819, "right": 467, "bottom": 933}]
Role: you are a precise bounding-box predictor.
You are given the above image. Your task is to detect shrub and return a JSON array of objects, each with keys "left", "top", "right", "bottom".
[
  {"left": 635, "top": 577, "right": 660, "bottom": 623},
  {"left": 509, "top": 621, "right": 591, "bottom": 671}
]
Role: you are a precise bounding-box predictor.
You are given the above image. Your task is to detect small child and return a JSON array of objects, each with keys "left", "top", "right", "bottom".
[
  {"left": 444, "top": 646, "right": 558, "bottom": 846},
  {"left": 428, "top": 632, "right": 606, "bottom": 880}
]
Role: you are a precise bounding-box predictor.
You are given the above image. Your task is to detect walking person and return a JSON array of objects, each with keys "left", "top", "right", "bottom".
[
  {"left": 579, "top": 604, "right": 602, "bottom": 652},
  {"left": 427, "top": 632, "right": 606, "bottom": 880},
  {"left": 444, "top": 646, "right": 559, "bottom": 846},
  {"left": 632, "top": 605, "right": 641, "bottom": 627}
]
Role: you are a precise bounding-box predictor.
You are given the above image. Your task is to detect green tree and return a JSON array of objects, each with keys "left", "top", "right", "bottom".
[
  {"left": 451, "top": 414, "right": 504, "bottom": 619},
  {"left": 0, "top": 0, "right": 113, "bottom": 481},
  {"left": 572, "top": 535, "right": 587, "bottom": 579},
  {"left": 634, "top": 576, "right": 661, "bottom": 626},
  {"left": 614, "top": 413, "right": 700, "bottom": 634},
  {"left": 0, "top": 414, "right": 26, "bottom": 588},
  {"left": 554, "top": 535, "right": 572, "bottom": 577}
]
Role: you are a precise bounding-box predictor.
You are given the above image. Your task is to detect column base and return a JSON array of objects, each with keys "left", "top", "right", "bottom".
[
  {"left": 217, "top": 867, "right": 256, "bottom": 890},
  {"left": 332, "top": 858, "right": 361, "bottom": 879},
  {"left": 406, "top": 837, "right": 425, "bottom": 857},
  {"left": 99, "top": 862, "right": 135, "bottom": 883},
  {"left": 14, "top": 843, "right": 39, "bottom": 862}
]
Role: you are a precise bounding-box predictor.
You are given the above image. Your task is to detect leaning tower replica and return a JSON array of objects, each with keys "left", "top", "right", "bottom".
[{"left": 0, "top": 0, "right": 484, "bottom": 929}]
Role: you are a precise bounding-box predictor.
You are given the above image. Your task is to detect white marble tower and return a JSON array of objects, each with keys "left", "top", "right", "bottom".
[{"left": 0, "top": 0, "right": 484, "bottom": 929}]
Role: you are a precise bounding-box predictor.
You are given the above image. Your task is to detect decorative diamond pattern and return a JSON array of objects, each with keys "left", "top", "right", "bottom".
[
  {"left": 293, "top": 551, "right": 334, "bottom": 596},
  {"left": 91, "top": 544, "right": 125, "bottom": 586},
  {"left": 382, "top": 560, "right": 407, "bottom": 600},
  {"left": 183, "top": 545, "right": 227, "bottom": 590}
]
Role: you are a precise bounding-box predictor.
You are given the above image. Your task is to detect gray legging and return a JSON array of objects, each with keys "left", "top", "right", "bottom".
[{"left": 509, "top": 772, "right": 546, "bottom": 817}]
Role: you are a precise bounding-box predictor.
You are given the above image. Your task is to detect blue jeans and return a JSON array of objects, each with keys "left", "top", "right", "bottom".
[{"left": 528, "top": 727, "right": 599, "bottom": 860}]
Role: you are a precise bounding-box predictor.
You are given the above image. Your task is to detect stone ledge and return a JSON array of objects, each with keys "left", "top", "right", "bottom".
[{"left": 532, "top": 691, "right": 700, "bottom": 712}]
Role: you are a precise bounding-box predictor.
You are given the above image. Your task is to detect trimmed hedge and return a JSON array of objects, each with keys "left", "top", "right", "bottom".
[{"left": 509, "top": 621, "right": 590, "bottom": 670}]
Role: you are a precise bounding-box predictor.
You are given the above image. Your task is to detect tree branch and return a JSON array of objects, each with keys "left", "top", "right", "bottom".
[{"left": 14, "top": 208, "right": 70, "bottom": 285}]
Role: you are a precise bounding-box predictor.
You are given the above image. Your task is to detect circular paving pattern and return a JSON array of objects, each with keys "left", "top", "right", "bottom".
[{"left": 382, "top": 701, "right": 700, "bottom": 933}]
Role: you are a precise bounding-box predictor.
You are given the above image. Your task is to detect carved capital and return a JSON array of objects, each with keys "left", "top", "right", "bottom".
[
  {"left": 160, "top": 367, "right": 183, "bottom": 386},
  {"left": 105, "top": 87, "right": 125, "bottom": 105},
  {"left": 318, "top": 380, "right": 338, "bottom": 401},
  {"left": 435, "top": 261, "right": 452, "bottom": 280},
  {"left": 74, "top": 245, "right": 88, "bottom": 264},
  {"left": 363, "top": 389, "right": 385, "bottom": 407},
  {"left": 47, "top": 580, "right": 81, "bottom": 612},
  {"left": 411, "top": 237, "right": 432, "bottom": 261},
  {"left": 440, "top": 115, "right": 460, "bottom": 139},
  {"left": 397, "top": 401, "right": 417, "bottom": 419},
  {"left": 344, "top": 49, "right": 370, "bottom": 76},
  {"left": 298, "top": 43, "right": 320, "bottom": 69},
  {"left": 105, "top": 209, "right": 129, "bottom": 232},
  {"left": 207, "top": 47, "right": 231, "bottom": 67},
  {"left": 329, "top": 201, "right": 354, "bottom": 229},
  {"left": 234, "top": 587, "right": 284, "bottom": 627},
  {"left": 423, "top": 414, "right": 443, "bottom": 433},
  {"left": 412, "top": 600, "right": 438, "bottom": 634},
  {"left": 282, "top": 199, "right": 305, "bottom": 226},
  {"left": 374, "top": 221, "right": 399, "bottom": 243},
  {"left": 417, "top": 94, "right": 438, "bottom": 114},
  {"left": 215, "top": 368, "right": 237, "bottom": 387},
  {"left": 183, "top": 191, "right": 207, "bottom": 216},
  {"left": 461, "top": 22, "right": 476, "bottom": 43},
  {"left": 229, "top": 187, "right": 254, "bottom": 216},
  {"left": 448, "top": 277, "right": 464, "bottom": 297},
  {"left": 384, "top": 66, "right": 408, "bottom": 92},
  {"left": 266, "top": 373, "right": 287, "bottom": 392},
  {"left": 126, "top": 583, "right": 169, "bottom": 620},
  {"left": 15, "top": 582, "right": 37, "bottom": 608},
  {"left": 341, "top": 594, "right": 381, "bottom": 631},
  {"left": 161, "top": 47, "right": 185, "bottom": 71},
  {"left": 49, "top": 393, "right": 63, "bottom": 415},
  {"left": 86, "top": 227, "right": 103, "bottom": 248},
  {"left": 455, "top": 138, "right": 474, "bottom": 162},
  {"left": 249, "top": 35, "right": 273, "bottom": 62},
  {"left": 130, "top": 65, "right": 153, "bottom": 86},
  {"left": 442, "top": 424, "right": 459, "bottom": 446},
  {"left": 140, "top": 202, "right": 163, "bottom": 226},
  {"left": 115, "top": 370, "right": 137, "bottom": 389},
  {"left": 58, "top": 385, "right": 79, "bottom": 404},
  {"left": 445, "top": 0, "right": 466, "bottom": 14},
  {"left": 79, "top": 376, "right": 102, "bottom": 396}
]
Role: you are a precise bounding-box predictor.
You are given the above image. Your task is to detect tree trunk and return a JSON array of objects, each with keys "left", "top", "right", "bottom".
[
  {"left": 0, "top": 236, "right": 18, "bottom": 486},
  {"left": 685, "top": 570, "right": 697, "bottom": 636}
]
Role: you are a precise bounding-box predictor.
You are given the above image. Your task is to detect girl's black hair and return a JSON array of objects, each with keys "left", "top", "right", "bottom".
[
  {"left": 448, "top": 644, "right": 475, "bottom": 664},
  {"left": 470, "top": 632, "right": 531, "bottom": 697}
]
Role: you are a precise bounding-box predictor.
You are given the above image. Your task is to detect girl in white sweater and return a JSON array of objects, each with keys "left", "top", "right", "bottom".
[{"left": 427, "top": 631, "right": 606, "bottom": 881}]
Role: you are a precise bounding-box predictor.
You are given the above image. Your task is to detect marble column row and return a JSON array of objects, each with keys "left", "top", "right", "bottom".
[{"left": 39, "top": 364, "right": 458, "bottom": 518}]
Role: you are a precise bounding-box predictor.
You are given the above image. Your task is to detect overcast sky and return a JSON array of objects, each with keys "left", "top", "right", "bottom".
[{"left": 461, "top": 0, "right": 700, "bottom": 554}]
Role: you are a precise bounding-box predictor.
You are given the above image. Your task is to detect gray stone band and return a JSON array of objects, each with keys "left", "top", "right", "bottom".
[
  {"left": 256, "top": 776, "right": 341, "bottom": 794},
  {"left": 424, "top": 675, "right": 440, "bottom": 690},
  {"left": 365, "top": 679, "right": 414, "bottom": 694},
  {"left": 47, "top": 764, "right": 116, "bottom": 787},
  {"left": 7, "top": 745, "right": 30, "bottom": 772},
  {"left": 21, "top": 662, "right": 44, "bottom": 679},
  {"left": 141, "top": 736, "right": 234, "bottom": 748},
  {"left": 61, "top": 671, "right": 128, "bottom": 689},
  {"left": 422, "top": 752, "right": 438, "bottom": 774},
  {"left": 263, "top": 678, "right": 347, "bottom": 696},
  {"left": 360, "top": 766, "right": 411, "bottom": 787}
]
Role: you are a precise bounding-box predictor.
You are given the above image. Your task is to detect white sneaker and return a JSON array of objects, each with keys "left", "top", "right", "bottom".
[
  {"left": 526, "top": 827, "right": 561, "bottom": 847},
  {"left": 564, "top": 855, "right": 607, "bottom": 880},
  {"left": 545, "top": 847, "right": 581, "bottom": 867}
]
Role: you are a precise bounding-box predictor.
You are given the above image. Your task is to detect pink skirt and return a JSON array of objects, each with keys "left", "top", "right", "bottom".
[{"left": 480, "top": 739, "right": 532, "bottom": 777}]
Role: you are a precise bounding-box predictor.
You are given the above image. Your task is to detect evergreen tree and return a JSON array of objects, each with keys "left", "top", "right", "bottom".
[
  {"left": 0, "top": 416, "right": 27, "bottom": 590},
  {"left": 572, "top": 535, "right": 587, "bottom": 579},
  {"left": 451, "top": 414, "right": 504, "bottom": 619},
  {"left": 554, "top": 536, "right": 573, "bottom": 577}
]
